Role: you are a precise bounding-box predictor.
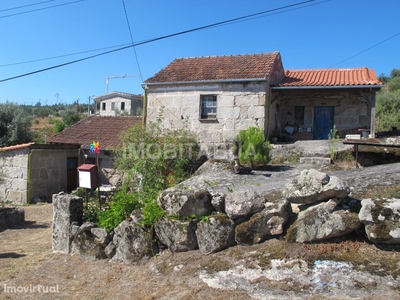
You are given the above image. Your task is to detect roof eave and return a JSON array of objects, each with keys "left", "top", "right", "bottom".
[
  {"left": 271, "top": 84, "right": 384, "bottom": 90},
  {"left": 143, "top": 78, "right": 267, "bottom": 87}
]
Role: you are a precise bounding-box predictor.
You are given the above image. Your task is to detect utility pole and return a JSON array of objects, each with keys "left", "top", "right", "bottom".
[
  {"left": 88, "top": 96, "right": 91, "bottom": 116},
  {"left": 105, "top": 74, "right": 139, "bottom": 93}
]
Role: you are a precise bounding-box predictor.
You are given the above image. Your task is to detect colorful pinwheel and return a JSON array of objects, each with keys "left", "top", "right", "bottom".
[{"left": 89, "top": 141, "right": 101, "bottom": 155}]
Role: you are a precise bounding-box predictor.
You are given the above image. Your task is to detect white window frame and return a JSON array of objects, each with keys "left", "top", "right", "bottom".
[{"left": 200, "top": 95, "right": 217, "bottom": 119}]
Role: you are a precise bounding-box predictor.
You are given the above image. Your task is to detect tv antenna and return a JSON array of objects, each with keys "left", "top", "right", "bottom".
[{"left": 105, "top": 74, "right": 139, "bottom": 93}]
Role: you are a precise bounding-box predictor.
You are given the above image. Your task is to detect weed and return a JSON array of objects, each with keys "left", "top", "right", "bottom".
[{"left": 328, "top": 125, "right": 339, "bottom": 161}]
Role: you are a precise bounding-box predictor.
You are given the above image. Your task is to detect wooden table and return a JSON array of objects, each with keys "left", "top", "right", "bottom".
[{"left": 343, "top": 138, "right": 400, "bottom": 168}]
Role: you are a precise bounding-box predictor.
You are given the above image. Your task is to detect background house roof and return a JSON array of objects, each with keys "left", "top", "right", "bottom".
[
  {"left": 276, "top": 67, "right": 384, "bottom": 88},
  {"left": 48, "top": 116, "right": 142, "bottom": 149},
  {"left": 145, "top": 52, "right": 281, "bottom": 83},
  {"left": 94, "top": 92, "right": 143, "bottom": 102},
  {"left": 0, "top": 142, "right": 34, "bottom": 152}
]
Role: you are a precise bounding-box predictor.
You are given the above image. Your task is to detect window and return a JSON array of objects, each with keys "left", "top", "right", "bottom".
[
  {"left": 200, "top": 95, "right": 217, "bottom": 119},
  {"left": 294, "top": 106, "right": 305, "bottom": 126},
  {"left": 111, "top": 102, "right": 115, "bottom": 110},
  {"left": 101, "top": 103, "right": 106, "bottom": 110},
  {"left": 121, "top": 102, "right": 125, "bottom": 110}
]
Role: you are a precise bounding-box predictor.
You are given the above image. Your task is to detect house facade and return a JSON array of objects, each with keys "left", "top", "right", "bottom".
[
  {"left": 94, "top": 92, "right": 143, "bottom": 116},
  {"left": 143, "top": 52, "right": 383, "bottom": 153},
  {"left": 270, "top": 68, "right": 383, "bottom": 142},
  {"left": 143, "top": 53, "right": 285, "bottom": 156}
]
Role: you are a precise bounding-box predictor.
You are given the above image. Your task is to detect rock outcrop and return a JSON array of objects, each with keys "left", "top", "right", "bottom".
[
  {"left": 359, "top": 198, "right": 400, "bottom": 244},
  {"left": 70, "top": 222, "right": 108, "bottom": 260},
  {"left": 110, "top": 220, "right": 156, "bottom": 264},
  {"left": 155, "top": 218, "right": 198, "bottom": 252},
  {"left": 157, "top": 188, "right": 214, "bottom": 218},
  {"left": 283, "top": 169, "right": 349, "bottom": 205},
  {"left": 225, "top": 190, "right": 266, "bottom": 220},
  {"left": 52, "top": 165, "right": 400, "bottom": 265},
  {"left": 235, "top": 199, "right": 292, "bottom": 245},
  {"left": 0, "top": 207, "right": 24, "bottom": 230},
  {"left": 286, "top": 199, "right": 361, "bottom": 243},
  {"left": 196, "top": 214, "right": 236, "bottom": 254}
]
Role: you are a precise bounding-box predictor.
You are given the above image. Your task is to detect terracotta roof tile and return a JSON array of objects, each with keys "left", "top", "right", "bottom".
[
  {"left": 48, "top": 116, "right": 142, "bottom": 149},
  {"left": 276, "top": 67, "right": 383, "bottom": 87},
  {"left": 0, "top": 142, "right": 34, "bottom": 152},
  {"left": 145, "top": 52, "right": 281, "bottom": 83}
]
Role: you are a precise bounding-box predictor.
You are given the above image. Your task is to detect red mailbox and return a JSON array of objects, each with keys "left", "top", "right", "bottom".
[{"left": 77, "top": 164, "right": 98, "bottom": 189}]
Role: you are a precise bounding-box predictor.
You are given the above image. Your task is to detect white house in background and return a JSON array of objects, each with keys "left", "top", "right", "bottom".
[{"left": 94, "top": 92, "right": 143, "bottom": 116}]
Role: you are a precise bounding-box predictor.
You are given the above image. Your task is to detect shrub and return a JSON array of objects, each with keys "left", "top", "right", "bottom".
[
  {"left": 98, "top": 189, "right": 140, "bottom": 232},
  {"left": 98, "top": 109, "right": 199, "bottom": 232},
  {"left": 235, "top": 126, "right": 270, "bottom": 167}
]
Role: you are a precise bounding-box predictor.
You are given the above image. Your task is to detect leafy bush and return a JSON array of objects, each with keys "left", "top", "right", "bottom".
[
  {"left": 98, "top": 189, "right": 140, "bottom": 232},
  {"left": 54, "top": 120, "right": 65, "bottom": 133},
  {"left": 376, "top": 90, "right": 400, "bottom": 131},
  {"left": 83, "top": 203, "right": 101, "bottom": 223},
  {"left": 235, "top": 126, "right": 270, "bottom": 167},
  {"left": 98, "top": 109, "right": 199, "bottom": 232}
]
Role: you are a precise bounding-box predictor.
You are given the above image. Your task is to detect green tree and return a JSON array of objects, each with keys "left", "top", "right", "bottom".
[
  {"left": 60, "top": 109, "right": 80, "bottom": 127},
  {"left": 376, "top": 90, "right": 400, "bottom": 131},
  {"left": 376, "top": 68, "right": 400, "bottom": 131},
  {"left": 0, "top": 102, "right": 33, "bottom": 147},
  {"left": 390, "top": 68, "right": 400, "bottom": 78}
]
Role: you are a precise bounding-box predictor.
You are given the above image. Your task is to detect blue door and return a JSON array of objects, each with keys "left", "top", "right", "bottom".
[{"left": 313, "top": 106, "right": 334, "bottom": 140}]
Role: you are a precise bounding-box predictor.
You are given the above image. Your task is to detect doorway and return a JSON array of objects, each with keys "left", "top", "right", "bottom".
[
  {"left": 67, "top": 157, "right": 78, "bottom": 192},
  {"left": 313, "top": 106, "right": 334, "bottom": 140}
]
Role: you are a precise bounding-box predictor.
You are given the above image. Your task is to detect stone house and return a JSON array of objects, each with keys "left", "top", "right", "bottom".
[
  {"left": 0, "top": 116, "right": 141, "bottom": 205},
  {"left": 48, "top": 115, "right": 142, "bottom": 188},
  {"left": 0, "top": 143, "right": 80, "bottom": 205},
  {"left": 142, "top": 52, "right": 383, "bottom": 153},
  {"left": 94, "top": 92, "right": 143, "bottom": 116}
]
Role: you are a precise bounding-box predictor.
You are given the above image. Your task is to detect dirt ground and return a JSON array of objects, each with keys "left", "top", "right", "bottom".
[{"left": 1, "top": 163, "right": 400, "bottom": 299}]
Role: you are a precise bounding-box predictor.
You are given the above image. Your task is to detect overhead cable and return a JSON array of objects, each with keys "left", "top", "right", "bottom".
[
  {"left": 0, "top": 0, "right": 84, "bottom": 19},
  {"left": 0, "top": 0, "right": 318, "bottom": 82}
]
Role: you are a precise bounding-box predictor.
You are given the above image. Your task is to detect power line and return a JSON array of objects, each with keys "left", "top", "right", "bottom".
[
  {"left": 0, "top": 0, "right": 84, "bottom": 19},
  {"left": 1, "top": 1, "right": 328, "bottom": 69},
  {"left": 121, "top": 0, "right": 144, "bottom": 83},
  {"left": 330, "top": 31, "right": 400, "bottom": 68},
  {"left": 0, "top": 0, "right": 319, "bottom": 83},
  {"left": 0, "top": 0, "right": 54, "bottom": 13},
  {"left": 0, "top": 43, "right": 132, "bottom": 68}
]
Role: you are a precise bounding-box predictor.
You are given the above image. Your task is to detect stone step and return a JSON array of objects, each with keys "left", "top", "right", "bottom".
[{"left": 299, "top": 157, "right": 332, "bottom": 165}]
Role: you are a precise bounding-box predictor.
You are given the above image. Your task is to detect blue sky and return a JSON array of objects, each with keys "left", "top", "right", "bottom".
[{"left": 1, "top": 0, "right": 399, "bottom": 105}]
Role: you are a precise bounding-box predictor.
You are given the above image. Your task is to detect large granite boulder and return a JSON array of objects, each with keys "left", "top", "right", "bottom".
[
  {"left": 235, "top": 200, "right": 292, "bottom": 245},
  {"left": 359, "top": 198, "right": 400, "bottom": 244},
  {"left": 225, "top": 190, "right": 266, "bottom": 220},
  {"left": 111, "top": 220, "right": 156, "bottom": 264},
  {"left": 286, "top": 199, "right": 361, "bottom": 243},
  {"left": 196, "top": 214, "right": 236, "bottom": 255},
  {"left": 283, "top": 169, "right": 350, "bottom": 205},
  {"left": 70, "top": 222, "right": 108, "bottom": 260},
  {"left": 157, "top": 188, "right": 214, "bottom": 218},
  {"left": 154, "top": 218, "right": 198, "bottom": 252}
]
